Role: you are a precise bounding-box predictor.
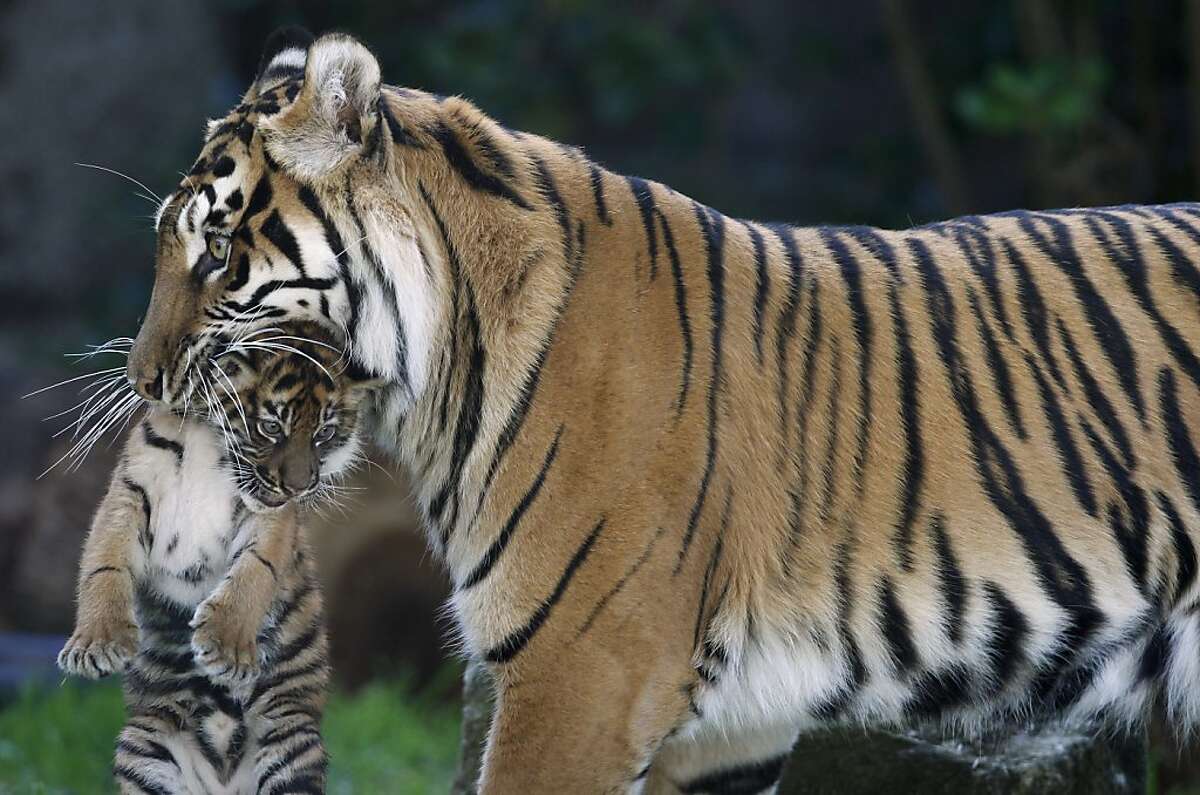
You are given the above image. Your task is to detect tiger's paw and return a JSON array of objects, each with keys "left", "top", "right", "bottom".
[
  {"left": 191, "top": 595, "right": 261, "bottom": 688},
  {"left": 57, "top": 620, "right": 137, "bottom": 679}
]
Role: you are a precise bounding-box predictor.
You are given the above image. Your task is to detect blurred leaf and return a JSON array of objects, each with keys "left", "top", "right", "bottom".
[{"left": 956, "top": 57, "right": 1108, "bottom": 137}]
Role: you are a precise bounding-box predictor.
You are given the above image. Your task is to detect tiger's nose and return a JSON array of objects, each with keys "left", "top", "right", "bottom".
[{"left": 129, "top": 368, "right": 164, "bottom": 401}]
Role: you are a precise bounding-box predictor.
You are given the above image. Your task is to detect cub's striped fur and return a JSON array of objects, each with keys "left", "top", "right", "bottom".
[
  {"left": 61, "top": 324, "right": 372, "bottom": 794},
  {"left": 126, "top": 27, "right": 1200, "bottom": 795}
]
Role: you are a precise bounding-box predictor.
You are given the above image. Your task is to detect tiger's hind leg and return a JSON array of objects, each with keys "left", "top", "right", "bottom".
[{"left": 636, "top": 721, "right": 798, "bottom": 795}]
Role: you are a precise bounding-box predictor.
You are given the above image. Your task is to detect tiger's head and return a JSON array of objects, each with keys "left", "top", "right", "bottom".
[
  {"left": 127, "top": 27, "right": 442, "bottom": 412},
  {"left": 206, "top": 320, "right": 379, "bottom": 513}
]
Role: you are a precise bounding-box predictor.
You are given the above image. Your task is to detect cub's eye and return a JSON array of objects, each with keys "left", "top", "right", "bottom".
[
  {"left": 258, "top": 419, "right": 283, "bottom": 438},
  {"left": 206, "top": 232, "right": 231, "bottom": 262},
  {"left": 313, "top": 425, "right": 336, "bottom": 444}
]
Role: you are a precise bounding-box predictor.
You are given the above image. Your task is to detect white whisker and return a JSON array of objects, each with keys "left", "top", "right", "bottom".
[
  {"left": 23, "top": 367, "right": 125, "bottom": 399},
  {"left": 75, "top": 162, "right": 163, "bottom": 203}
]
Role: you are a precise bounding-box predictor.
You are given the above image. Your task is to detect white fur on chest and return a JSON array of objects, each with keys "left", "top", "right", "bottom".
[{"left": 124, "top": 415, "right": 249, "bottom": 607}]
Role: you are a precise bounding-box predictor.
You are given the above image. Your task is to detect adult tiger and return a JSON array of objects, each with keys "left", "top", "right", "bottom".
[{"left": 124, "top": 26, "right": 1200, "bottom": 795}]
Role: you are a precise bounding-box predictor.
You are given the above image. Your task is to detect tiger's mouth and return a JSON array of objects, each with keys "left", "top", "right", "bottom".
[{"left": 164, "top": 334, "right": 225, "bottom": 410}]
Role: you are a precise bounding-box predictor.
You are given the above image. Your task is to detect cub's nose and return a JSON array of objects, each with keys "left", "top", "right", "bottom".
[{"left": 279, "top": 460, "right": 320, "bottom": 496}]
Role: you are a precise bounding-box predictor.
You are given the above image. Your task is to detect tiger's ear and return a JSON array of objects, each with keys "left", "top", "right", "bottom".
[
  {"left": 245, "top": 26, "right": 315, "bottom": 101},
  {"left": 258, "top": 32, "right": 382, "bottom": 182}
]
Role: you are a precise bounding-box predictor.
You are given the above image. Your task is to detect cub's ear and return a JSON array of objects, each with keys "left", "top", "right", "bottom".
[
  {"left": 258, "top": 32, "right": 382, "bottom": 182},
  {"left": 339, "top": 359, "right": 387, "bottom": 399}
]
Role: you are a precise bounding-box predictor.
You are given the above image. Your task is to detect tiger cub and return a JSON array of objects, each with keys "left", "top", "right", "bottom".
[{"left": 58, "top": 322, "right": 374, "bottom": 795}]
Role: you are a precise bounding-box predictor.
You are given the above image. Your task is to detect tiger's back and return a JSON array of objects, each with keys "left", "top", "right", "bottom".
[{"left": 662, "top": 204, "right": 1200, "bottom": 736}]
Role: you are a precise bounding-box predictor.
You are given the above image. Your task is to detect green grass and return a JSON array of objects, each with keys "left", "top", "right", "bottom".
[{"left": 0, "top": 681, "right": 459, "bottom": 794}]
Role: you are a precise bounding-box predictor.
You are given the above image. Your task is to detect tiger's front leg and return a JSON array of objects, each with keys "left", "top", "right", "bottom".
[{"left": 478, "top": 643, "right": 696, "bottom": 795}]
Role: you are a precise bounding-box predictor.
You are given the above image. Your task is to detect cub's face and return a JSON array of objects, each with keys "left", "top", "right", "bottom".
[{"left": 208, "top": 322, "right": 377, "bottom": 512}]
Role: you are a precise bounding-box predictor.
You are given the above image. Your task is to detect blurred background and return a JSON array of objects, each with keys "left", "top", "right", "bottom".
[{"left": 3, "top": 0, "right": 1200, "bottom": 791}]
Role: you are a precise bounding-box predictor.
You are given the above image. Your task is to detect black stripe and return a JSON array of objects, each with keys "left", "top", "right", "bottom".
[
  {"left": 982, "top": 581, "right": 1028, "bottom": 690},
  {"left": 658, "top": 208, "right": 693, "bottom": 417},
  {"left": 679, "top": 754, "right": 788, "bottom": 795},
  {"left": 434, "top": 121, "right": 531, "bottom": 210},
  {"left": 256, "top": 737, "right": 324, "bottom": 792},
  {"left": 117, "top": 737, "right": 180, "bottom": 767},
  {"left": 343, "top": 185, "right": 411, "bottom": 389},
  {"left": 904, "top": 663, "right": 973, "bottom": 719},
  {"left": 468, "top": 210, "right": 580, "bottom": 534},
  {"left": 1017, "top": 213, "right": 1145, "bottom": 420},
  {"left": 1147, "top": 213, "right": 1200, "bottom": 305},
  {"left": 1079, "top": 420, "right": 1150, "bottom": 593},
  {"left": 817, "top": 336, "right": 844, "bottom": 522},
  {"left": 113, "top": 765, "right": 172, "bottom": 795},
  {"left": 1001, "top": 238, "right": 1071, "bottom": 393},
  {"left": 484, "top": 517, "right": 605, "bottom": 663},
  {"left": 244, "top": 175, "right": 273, "bottom": 221},
  {"left": 86, "top": 565, "right": 125, "bottom": 581},
  {"left": 1056, "top": 318, "right": 1135, "bottom": 469},
  {"left": 251, "top": 549, "right": 278, "bottom": 580},
  {"left": 929, "top": 514, "right": 967, "bottom": 645},
  {"left": 890, "top": 281, "right": 923, "bottom": 570},
  {"left": 784, "top": 280, "right": 824, "bottom": 557},
  {"left": 1158, "top": 492, "right": 1198, "bottom": 604},
  {"left": 810, "top": 543, "right": 867, "bottom": 720},
  {"left": 379, "top": 94, "right": 423, "bottom": 148},
  {"left": 428, "top": 281, "right": 487, "bottom": 543},
  {"left": 626, "top": 176, "right": 659, "bottom": 279},
  {"left": 823, "top": 227, "right": 882, "bottom": 495},
  {"left": 745, "top": 222, "right": 770, "bottom": 366},
  {"left": 577, "top": 526, "right": 667, "bottom": 637},
  {"left": 953, "top": 222, "right": 1015, "bottom": 340},
  {"left": 1160, "top": 368, "right": 1200, "bottom": 516},
  {"left": 589, "top": 163, "right": 611, "bottom": 225},
  {"left": 221, "top": 277, "right": 337, "bottom": 316},
  {"left": 770, "top": 224, "right": 803, "bottom": 451},
  {"left": 878, "top": 576, "right": 918, "bottom": 673},
  {"left": 676, "top": 204, "right": 726, "bottom": 569},
  {"left": 298, "top": 184, "right": 361, "bottom": 352},
  {"left": 142, "top": 422, "right": 184, "bottom": 465},
  {"left": 123, "top": 478, "right": 152, "bottom": 549},
  {"left": 966, "top": 286, "right": 1027, "bottom": 439},
  {"left": 1093, "top": 213, "right": 1200, "bottom": 393},
  {"left": 1139, "top": 624, "right": 1170, "bottom": 683},
  {"left": 1024, "top": 352, "right": 1097, "bottom": 517},
  {"left": 532, "top": 156, "right": 578, "bottom": 272},
  {"left": 692, "top": 491, "right": 732, "bottom": 653},
  {"left": 461, "top": 427, "right": 563, "bottom": 589}
]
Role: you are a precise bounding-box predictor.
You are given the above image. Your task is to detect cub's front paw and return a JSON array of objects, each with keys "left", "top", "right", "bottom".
[
  {"left": 191, "top": 595, "right": 261, "bottom": 688},
  {"left": 58, "top": 621, "right": 137, "bottom": 679}
]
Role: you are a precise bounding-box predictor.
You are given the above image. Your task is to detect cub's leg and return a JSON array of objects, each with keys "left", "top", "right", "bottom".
[
  {"left": 59, "top": 466, "right": 148, "bottom": 679},
  {"left": 113, "top": 710, "right": 187, "bottom": 795},
  {"left": 250, "top": 700, "right": 328, "bottom": 794},
  {"left": 192, "top": 508, "right": 299, "bottom": 689},
  {"left": 636, "top": 722, "right": 798, "bottom": 795},
  {"left": 246, "top": 553, "right": 331, "bottom": 795}
]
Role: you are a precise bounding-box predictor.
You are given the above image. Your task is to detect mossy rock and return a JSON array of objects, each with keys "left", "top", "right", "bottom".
[{"left": 779, "top": 725, "right": 1145, "bottom": 795}]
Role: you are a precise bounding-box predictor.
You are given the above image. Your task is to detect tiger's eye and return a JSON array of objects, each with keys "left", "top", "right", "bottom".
[
  {"left": 206, "top": 233, "right": 230, "bottom": 261},
  {"left": 314, "top": 425, "right": 336, "bottom": 444},
  {"left": 258, "top": 419, "right": 282, "bottom": 438}
]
